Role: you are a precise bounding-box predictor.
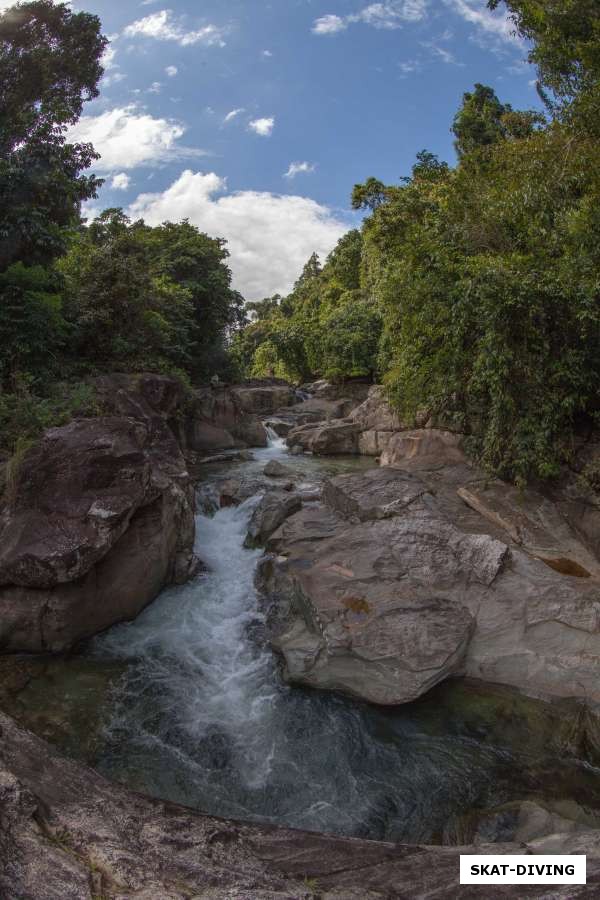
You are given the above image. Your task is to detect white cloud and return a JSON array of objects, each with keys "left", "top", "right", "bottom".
[
  {"left": 223, "top": 107, "right": 245, "bottom": 124},
  {"left": 444, "top": 0, "right": 519, "bottom": 44},
  {"left": 248, "top": 116, "right": 274, "bottom": 137},
  {"left": 148, "top": 81, "right": 162, "bottom": 93},
  {"left": 313, "top": 1, "right": 428, "bottom": 35},
  {"left": 111, "top": 173, "right": 131, "bottom": 191},
  {"left": 399, "top": 58, "right": 423, "bottom": 75},
  {"left": 126, "top": 170, "right": 348, "bottom": 299},
  {"left": 313, "top": 14, "right": 347, "bottom": 35},
  {"left": 69, "top": 105, "right": 203, "bottom": 171},
  {"left": 284, "top": 161, "right": 316, "bottom": 179},
  {"left": 262, "top": 49, "right": 273, "bottom": 57},
  {"left": 124, "top": 10, "right": 226, "bottom": 47},
  {"left": 102, "top": 71, "right": 127, "bottom": 87},
  {"left": 165, "top": 65, "right": 178, "bottom": 77}
]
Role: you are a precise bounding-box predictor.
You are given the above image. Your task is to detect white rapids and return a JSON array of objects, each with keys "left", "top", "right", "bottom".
[{"left": 92, "top": 433, "right": 521, "bottom": 840}]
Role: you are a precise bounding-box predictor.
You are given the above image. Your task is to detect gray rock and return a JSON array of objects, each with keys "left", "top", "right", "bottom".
[
  {"left": 245, "top": 492, "right": 302, "bottom": 548},
  {"left": 6, "top": 711, "right": 599, "bottom": 900},
  {"left": 380, "top": 428, "right": 466, "bottom": 468},
  {"left": 0, "top": 414, "right": 195, "bottom": 654},
  {"left": 261, "top": 466, "right": 600, "bottom": 707},
  {"left": 264, "top": 459, "right": 295, "bottom": 479},
  {"left": 287, "top": 421, "right": 361, "bottom": 455}
]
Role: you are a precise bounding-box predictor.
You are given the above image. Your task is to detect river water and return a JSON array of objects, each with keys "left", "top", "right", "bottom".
[{"left": 4, "top": 434, "right": 600, "bottom": 843}]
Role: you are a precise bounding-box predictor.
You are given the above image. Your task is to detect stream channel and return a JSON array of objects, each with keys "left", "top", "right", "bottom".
[{"left": 3, "top": 433, "right": 600, "bottom": 844}]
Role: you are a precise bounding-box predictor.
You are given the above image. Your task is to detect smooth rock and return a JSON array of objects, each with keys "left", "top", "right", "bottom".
[
  {"left": 6, "top": 711, "right": 599, "bottom": 900},
  {"left": 287, "top": 421, "right": 361, "bottom": 455},
  {"left": 244, "top": 492, "right": 302, "bottom": 548},
  {"left": 0, "top": 415, "right": 195, "bottom": 653},
  {"left": 264, "top": 459, "right": 295, "bottom": 479},
  {"left": 380, "top": 428, "right": 466, "bottom": 468},
  {"left": 261, "top": 466, "right": 600, "bottom": 707}
]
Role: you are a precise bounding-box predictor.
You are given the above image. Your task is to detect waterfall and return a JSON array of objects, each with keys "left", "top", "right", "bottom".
[{"left": 264, "top": 424, "right": 286, "bottom": 451}]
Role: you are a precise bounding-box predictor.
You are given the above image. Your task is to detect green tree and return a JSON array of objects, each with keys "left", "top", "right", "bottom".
[
  {"left": 452, "top": 83, "right": 543, "bottom": 158},
  {"left": 0, "top": 0, "right": 106, "bottom": 389}
]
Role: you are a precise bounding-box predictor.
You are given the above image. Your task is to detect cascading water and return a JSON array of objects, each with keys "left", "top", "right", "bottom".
[
  {"left": 52, "top": 435, "right": 598, "bottom": 844},
  {"left": 89, "top": 436, "right": 572, "bottom": 843},
  {"left": 94, "top": 490, "right": 511, "bottom": 840},
  {"left": 264, "top": 424, "right": 287, "bottom": 452}
]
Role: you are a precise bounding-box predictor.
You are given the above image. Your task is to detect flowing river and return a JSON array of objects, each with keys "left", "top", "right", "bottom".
[{"left": 3, "top": 433, "right": 600, "bottom": 843}]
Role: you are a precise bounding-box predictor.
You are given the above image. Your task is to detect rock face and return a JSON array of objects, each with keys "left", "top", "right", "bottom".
[
  {"left": 381, "top": 428, "right": 466, "bottom": 468},
  {"left": 187, "top": 384, "right": 269, "bottom": 451},
  {"left": 286, "top": 386, "right": 409, "bottom": 457},
  {"left": 4, "top": 711, "right": 600, "bottom": 900},
  {"left": 231, "top": 380, "right": 295, "bottom": 414},
  {"left": 245, "top": 492, "right": 302, "bottom": 548},
  {"left": 0, "top": 412, "right": 197, "bottom": 654},
  {"left": 261, "top": 449, "right": 600, "bottom": 707},
  {"left": 287, "top": 421, "right": 362, "bottom": 455},
  {"left": 298, "top": 378, "right": 372, "bottom": 403}
]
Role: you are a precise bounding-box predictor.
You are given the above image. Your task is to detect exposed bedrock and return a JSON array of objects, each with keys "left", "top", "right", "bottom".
[
  {"left": 260, "top": 435, "right": 600, "bottom": 707},
  {"left": 286, "top": 384, "right": 409, "bottom": 455},
  {"left": 0, "top": 413, "right": 197, "bottom": 654},
  {"left": 0, "top": 373, "right": 292, "bottom": 654},
  {"left": 3, "top": 711, "right": 600, "bottom": 900}
]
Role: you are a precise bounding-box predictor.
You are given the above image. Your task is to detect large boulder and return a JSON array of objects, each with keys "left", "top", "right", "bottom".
[
  {"left": 261, "top": 465, "right": 600, "bottom": 707},
  {"left": 6, "top": 712, "right": 600, "bottom": 900},
  {"left": 298, "top": 378, "right": 372, "bottom": 403},
  {"left": 245, "top": 491, "right": 302, "bottom": 548},
  {"left": 231, "top": 380, "right": 295, "bottom": 414},
  {"left": 264, "top": 459, "right": 296, "bottom": 479},
  {"left": 0, "top": 414, "right": 197, "bottom": 654},
  {"left": 287, "top": 421, "right": 362, "bottom": 455},
  {"left": 284, "top": 387, "right": 411, "bottom": 457},
  {"left": 380, "top": 428, "right": 466, "bottom": 468},
  {"left": 187, "top": 384, "right": 268, "bottom": 450}
]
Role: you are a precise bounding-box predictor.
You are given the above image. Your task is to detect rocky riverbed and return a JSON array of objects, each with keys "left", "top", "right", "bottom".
[{"left": 3, "top": 375, "right": 600, "bottom": 898}]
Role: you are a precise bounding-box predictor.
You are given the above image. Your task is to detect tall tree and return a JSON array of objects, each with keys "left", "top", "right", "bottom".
[{"left": 0, "top": 0, "right": 106, "bottom": 388}]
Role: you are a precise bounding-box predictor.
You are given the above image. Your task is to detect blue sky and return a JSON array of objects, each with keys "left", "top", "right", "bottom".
[{"left": 54, "top": 0, "right": 540, "bottom": 298}]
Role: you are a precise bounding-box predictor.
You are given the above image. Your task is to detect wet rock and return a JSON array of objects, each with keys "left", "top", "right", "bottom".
[
  {"left": 264, "top": 459, "right": 295, "bottom": 479},
  {"left": 6, "top": 711, "right": 599, "bottom": 900},
  {"left": 244, "top": 492, "right": 302, "bottom": 548},
  {"left": 264, "top": 418, "right": 292, "bottom": 437},
  {"left": 219, "top": 478, "right": 242, "bottom": 507},
  {"left": 468, "top": 801, "right": 593, "bottom": 846},
  {"left": 289, "top": 444, "right": 304, "bottom": 456}
]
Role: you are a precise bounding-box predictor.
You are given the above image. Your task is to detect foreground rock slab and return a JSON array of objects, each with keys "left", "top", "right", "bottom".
[{"left": 2, "top": 711, "right": 600, "bottom": 899}]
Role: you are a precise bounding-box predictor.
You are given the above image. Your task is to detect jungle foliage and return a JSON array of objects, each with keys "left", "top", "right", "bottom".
[{"left": 237, "top": 0, "right": 600, "bottom": 484}]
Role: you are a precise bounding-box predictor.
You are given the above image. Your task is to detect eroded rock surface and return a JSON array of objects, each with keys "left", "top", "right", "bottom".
[
  {"left": 245, "top": 492, "right": 302, "bottom": 548},
  {"left": 261, "top": 457, "right": 600, "bottom": 706},
  {"left": 3, "top": 711, "right": 600, "bottom": 900},
  {"left": 0, "top": 413, "right": 196, "bottom": 654}
]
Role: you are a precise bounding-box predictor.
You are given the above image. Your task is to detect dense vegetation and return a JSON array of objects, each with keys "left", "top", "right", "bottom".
[
  {"left": 237, "top": 0, "right": 600, "bottom": 484},
  {"left": 0, "top": 0, "right": 245, "bottom": 452},
  {"left": 1, "top": 0, "right": 599, "bottom": 486}
]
